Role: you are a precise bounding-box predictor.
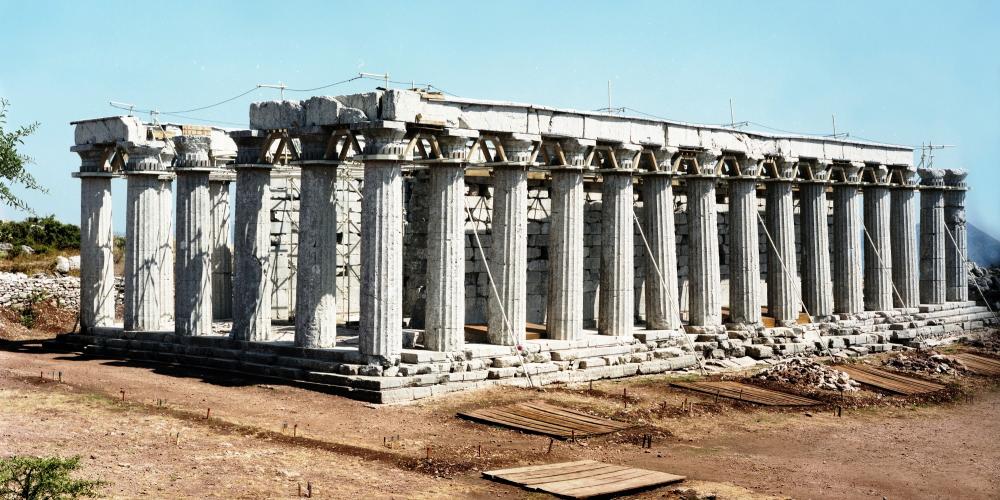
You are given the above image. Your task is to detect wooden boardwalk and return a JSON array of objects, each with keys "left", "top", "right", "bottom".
[
  {"left": 670, "top": 380, "right": 821, "bottom": 406},
  {"left": 836, "top": 364, "right": 945, "bottom": 395},
  {"left": 951, "top": 353, "right": 1000, "bottom": 376},
  {"left": 458, "top": 401, "right": 633, "bottom": 439},
  {"left": 483, "top": 460, "right": 685, "bottom": 498}
]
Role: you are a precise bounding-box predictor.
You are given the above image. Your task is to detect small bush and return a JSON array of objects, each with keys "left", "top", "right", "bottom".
[
  {"left": 0, "top": 216, "right": 80, "bottom": 255},
  {"left": 0, "top": 455, "right": 104, "bottom": 499}
]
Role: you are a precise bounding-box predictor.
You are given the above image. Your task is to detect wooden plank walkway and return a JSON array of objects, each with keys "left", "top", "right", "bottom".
[
  {"left": 669, "top": 380, "right": 821, "bottom": 406},
  {"left": 483, "top": 460, "right": 685, "bottom": 498},
  {"left": 458, "top": 401, "right": 633, "bottom": 439},
  {"left": 951, "top": 353, "right": 1000, "bottom": 376},
  {"left": 836, "top": 364, "right": 945, "bottom": 395}
]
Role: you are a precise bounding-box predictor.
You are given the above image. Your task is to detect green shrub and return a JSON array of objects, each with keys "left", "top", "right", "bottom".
[
  {"left": 0, "top": 216, "right": 80, "bottom": 254},
  {"left": 0, "top": 456, "right": 104, "bottom": 499}
]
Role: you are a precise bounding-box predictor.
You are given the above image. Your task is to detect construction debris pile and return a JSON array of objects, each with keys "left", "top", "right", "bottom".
[
  {"left": 884, "top": 352, "right": 963, "bottom": 375},
  {"left": 754, "top": 357, "right": 860, "bottom": 392},
  {"left": 968, "top": 264, "right": 1000, "bottom": 310}
]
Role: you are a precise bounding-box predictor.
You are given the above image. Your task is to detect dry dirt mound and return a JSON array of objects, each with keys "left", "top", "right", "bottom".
[
  {"left": 0, "top": 299, "right": 76, "bottom": 341},
  {"left": 754, "top": 357, "right": 860, "bottom": 392}
]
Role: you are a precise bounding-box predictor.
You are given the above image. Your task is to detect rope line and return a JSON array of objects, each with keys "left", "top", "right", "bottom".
[
  {"left": 755, "top": 211, "right": 812, "bottom": 319},
  {"left": 860, "top": 222, "right": 911, "bottom": 313},
  {"left": 631, "top": 209, "right": 706, "bottom": 376},
  {"left": 944, "top": 224, "right": 1000, "bottom": 323},
  {"left": 463, "top": 196, "right": 537, "bottom": 389}
]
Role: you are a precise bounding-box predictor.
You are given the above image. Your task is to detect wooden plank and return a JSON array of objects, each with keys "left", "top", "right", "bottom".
[
  {"left": 670, "top": 381, "right": 821, "bottom": 406},
  {"left": 836, "top": 365, "right": 945, "bottom": 395},
  {"left": 483, "top": 460, "right": 596, "bottom": 477},
  {"left": 951, "top": 353, "right": 1000, "bottom": 376},
  {"left": 458, "top": 402, "right": 634, "bottom": 438},
  {"left": 484, "top": 461, "right": 685, "bottom": 499}
]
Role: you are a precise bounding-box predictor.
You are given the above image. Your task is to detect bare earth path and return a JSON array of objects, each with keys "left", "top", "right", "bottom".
[{"left": 1, "top": 345, "right": 998, "bottom": 499}]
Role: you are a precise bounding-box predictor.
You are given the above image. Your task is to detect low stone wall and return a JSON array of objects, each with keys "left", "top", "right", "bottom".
[{"left": 0, "top": 272, "right": 82, "bottom": 310}]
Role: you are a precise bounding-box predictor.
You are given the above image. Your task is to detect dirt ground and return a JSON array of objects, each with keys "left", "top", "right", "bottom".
[{"left": 1, "top": 336, "right": 999, "bottom": 499}]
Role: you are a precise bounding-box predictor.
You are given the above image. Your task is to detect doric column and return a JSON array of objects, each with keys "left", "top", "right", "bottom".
[
  {"left": 293, "top": 131, "right": 340, "bottom": 348},
  {"left": 231, "top": 131, "right": 274, "bottom": 342},
  {"left": 209, "top": 179, "right": 233, "bottom": 319},
  {"left": 685, "top": 151, "right": 722, "bottom": 327},
  {"left": 798, "top": 161, "right": 834, "bottom": 318},
  {"left": 598, "top": 144, "right": 639, "bottom": 337},
  {"left": 919, "top": 168, "right": 947, "bottom": 304},
  {"left": 357, "top": 124, "right": 407, "bottom": 362},
  {"left": 763, "top": 157, "right": 799, "bottom": 324},
  {"left": 889, "top": 166, "right": 919, "bottom": 308},
  {"left": 424, "top": 130, "right": 477, "bottom": 351},
  {"left": 173, "top": 136, "right": 214, "bottom": 336},
  {"left": 121, "top": 141, "right": 174, "bottom": 332},
  {"left": 74, "top": 145, "right": 116, "bottom": 332},
  {"left": 546, "top": 139, "right": 590, "bottom": 340},
  {"left": 487, "top": 134, "right": 537, "bottom": 345},
  {"left": 724, "top": 155, "right": 762, "bottom": 326},
  {"left": 831, "top": 162, "right": 864, "bottom": 314},
  {"left": 944, "top": 169, "right": 969, "bottom": 302},
  {"left": 863, "top": 164, "right": 893, "bottom": 311},
  {"left": 639, "top": 147, "right": 681, "bottom": 330}
]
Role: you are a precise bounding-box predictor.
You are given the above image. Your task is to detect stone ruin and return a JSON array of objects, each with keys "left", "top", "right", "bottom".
[{"left": 57, "top": 89, "right": 997, "bottom": 402}]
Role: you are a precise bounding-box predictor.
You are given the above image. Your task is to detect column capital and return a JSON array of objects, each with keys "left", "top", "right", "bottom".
[
  {"left": 230, "top": 130, "right": 272, "bottom": 166},
  {"left": 795, "top": 158, "right": 831, "bottom": 183},
  {"left": 888, "top": 164, "right": 918, "bottom": 188},
  {"left": 720, "top": 152, "right": 762, "bottom": 179},
  {"left": 830, "top": 161, "right": 864, "bottom": 185},
  {"left": 491, "top": 133, "right": 541, "bottom": 165},
  {"left": 596, "top": 143, "right": 641, "bottom": 172},
  {"left": 173, "top": 135, "right": 212, "bottom": 169},
  {"left": 72, "top": 144, "right": 114, "bottom": 173},
  {"left": 676, "top": 148, "right": 722, "bottom": 178},
  {"left": 861, "top": 162, "right": 891, "bottom": 185},
  {"left": 760, "top": 156, "right": 797, "bottom": 182},
  {"left": 426, "top": 128, "right": 479, "bottom": 164},
  {"left": 120, "top": 140, "right": 174, "bottom": 173},
  {"left": 357, "top": 123, "right": 411, "bottom": 161},
  {"left": 546, "top": 137, "right": 595, "bottom": 170},
  {"left": 918, "top": 167, "right": 946, "bottom": 188},
  {"left": 943, "top": 168, "right": 968, "bottom": 189}
]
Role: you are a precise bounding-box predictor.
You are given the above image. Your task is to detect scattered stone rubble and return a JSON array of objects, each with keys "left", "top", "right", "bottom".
[
  {"left": 883, "top": 352, "right": 963, "bottom": 375},
  {"left": 968, "top": 264, "right": 1000, "bottom": 310},
  {"left": 755, "top": 357, "right": 860, "bottom": 392}
]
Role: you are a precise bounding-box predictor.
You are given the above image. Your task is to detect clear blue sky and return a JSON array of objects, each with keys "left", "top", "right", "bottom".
[{"left": 1, "top": 0, "right": 998, "bottom": 237}]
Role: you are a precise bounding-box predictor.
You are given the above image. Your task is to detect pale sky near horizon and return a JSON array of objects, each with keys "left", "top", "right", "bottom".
[{"left": 1, "top": 0, "right": 998, "bottom": 237}]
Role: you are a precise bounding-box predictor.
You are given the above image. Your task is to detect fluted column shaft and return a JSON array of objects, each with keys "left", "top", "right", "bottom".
[
  {"left": 294, "top": 165, "right": 338, "bottom": 348},
  {"left": 765, "top": 180, "right": 798, "bottom": 322},
  {"left": 424, "top": 164, "right": 466, "bottom": 351},
  {"left": 687, "top": 177, "right": 722, "bottom": 326},
  {"left": 79, "top": 176, "right": 116, "bottom": 331},
  {"left": 598, "top": 172, "right": 634, "bottom": 337},
  {"left": 727, "top": 178, "right": 761, "bottom": 325},
  {"left": 359, "top": 160, "right": 403, "bottom": 360},
  {"left": 832, "top": 185, "right": 864, "bottom": 313},
  {"left": 944, "top": 188, "right": 968, "bottom": 301},
  {"left": 209, "top": 181, "right": 233, "bottom": 320},
  {"left": 488, "top": 165, "right": 528, "bottom": 345},
  {"left": 547, "top": 169, "right": 584, "bottom": 340},
  {"left": 863, "top": 186, "right": 893, "bottom": 310},
  {"left": 124, "top": 173, "right": 170, "bottom": 331},
  {"left": 174, "top": 171, "right": 213, "bottom": 336},
  {"left": 919, "top": 186, "right": 947, "bottom": 304},
  {"left": 232, "top": 167, "right": 273, "bottom": 342},
  {"left": 890, "top": 187, "right": 919, "bottom": 307},
  {"left": 158, "top": 180, "right": 174, "bottom": 325},
  {"left": 799, "top": 183, "right": 834, "bottom": 317},
  {"left": 641, "top": 175, "right": 681, "bottom": 330}
]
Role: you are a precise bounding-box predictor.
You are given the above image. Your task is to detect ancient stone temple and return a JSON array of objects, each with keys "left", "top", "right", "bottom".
[{"left": 64, "top": 89, "right": 996, "bottom": 403}]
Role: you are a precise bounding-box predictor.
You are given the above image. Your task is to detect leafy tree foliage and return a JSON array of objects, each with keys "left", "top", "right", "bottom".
[
  {"left": 0, "top": 216, "right": 80, "bottom": 254},
  {"left": 0, "top": 99, "right": 44, "bottom": 212},
  {"left": 0, "top": 456, "right": 104, "bottom": 499}
]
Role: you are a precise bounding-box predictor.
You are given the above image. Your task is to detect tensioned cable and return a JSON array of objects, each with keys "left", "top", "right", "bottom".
[
  {"left": 462, "top": 196, "right": 538, "bottom": 389},
  {"left": 944, "top": 225, "right": 1000, "bottom": 323},
  {"left": 755, "top": 211, "right": 812, "bottom": 320},
  {"left": 860, "top": 222, "right": 913, "bottom": 314},
  {"left": 631, "top": 208, "right": 707, "bottom": 376}
]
